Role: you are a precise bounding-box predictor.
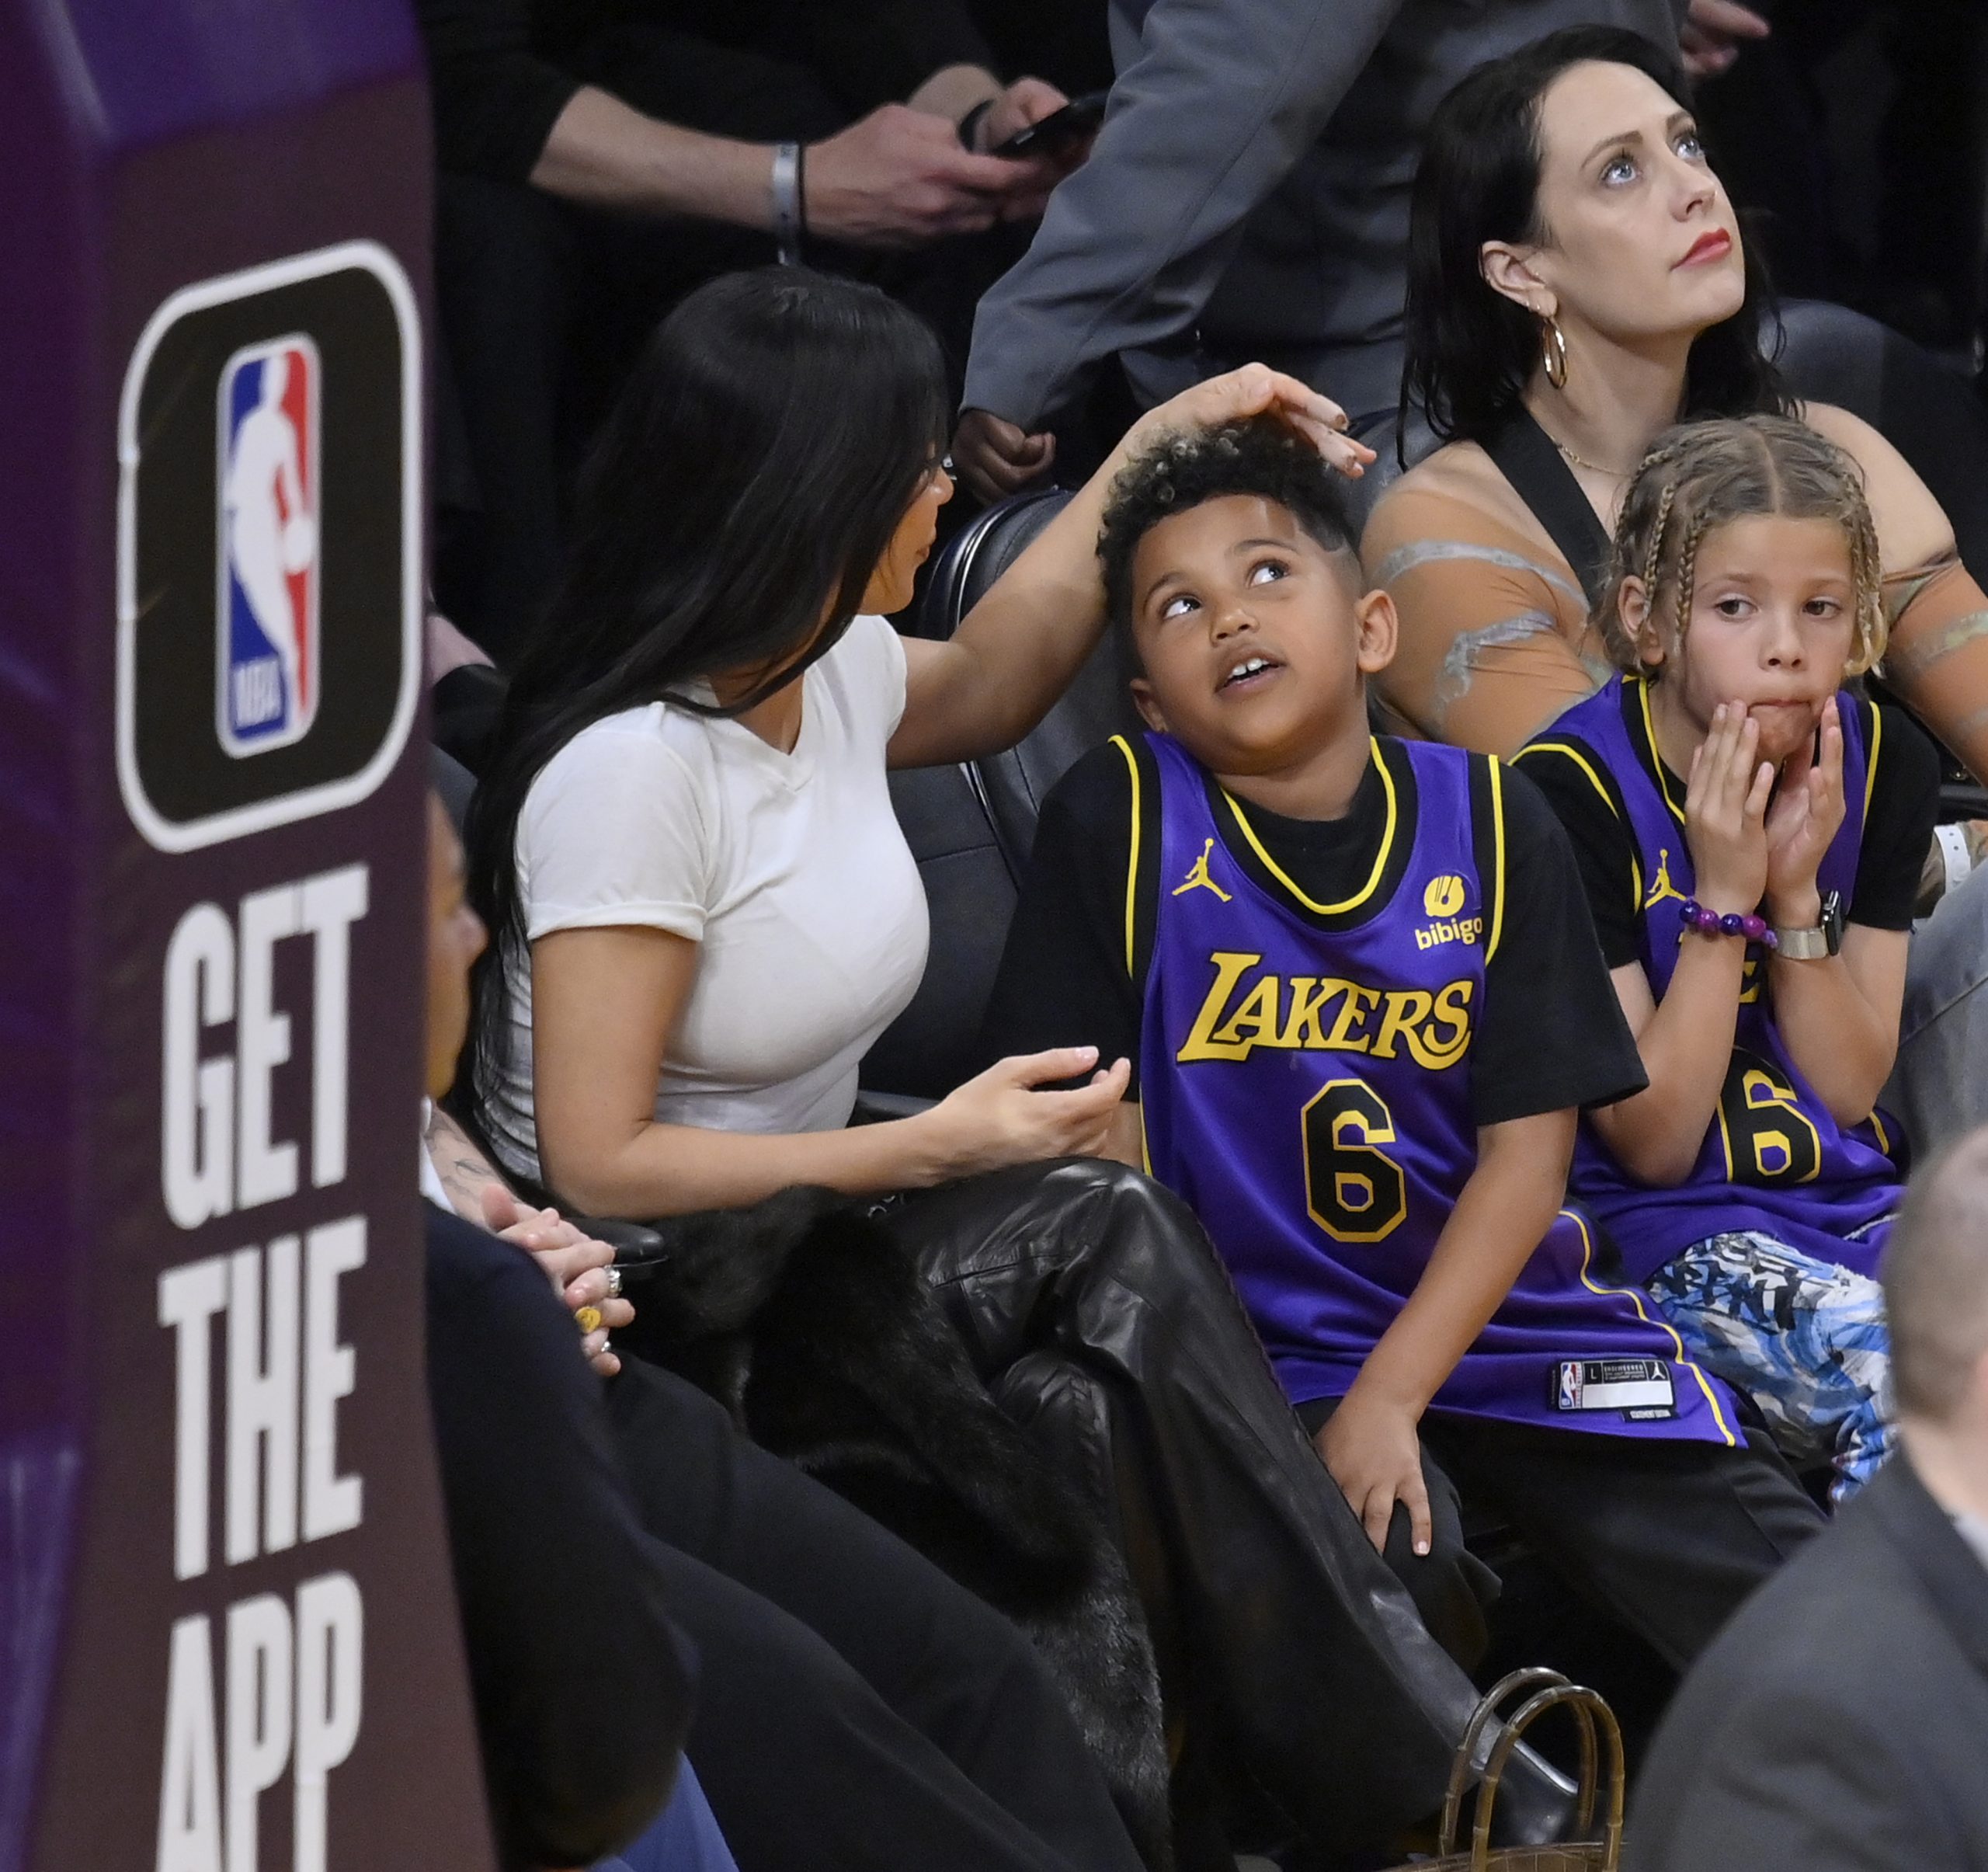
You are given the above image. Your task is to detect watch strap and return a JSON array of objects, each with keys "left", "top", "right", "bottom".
[{"left": 1772, "top": 924, "right": 1831, "bottom": 960}]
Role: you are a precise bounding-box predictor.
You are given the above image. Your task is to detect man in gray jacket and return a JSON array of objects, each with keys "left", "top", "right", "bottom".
[{"left": 954, "top": 0, "right": 1726, "bottom": 498}]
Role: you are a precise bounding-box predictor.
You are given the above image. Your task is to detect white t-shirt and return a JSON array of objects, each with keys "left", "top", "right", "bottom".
[{"left": 485, "top": 614, "right": 930, "bottom": 1183}]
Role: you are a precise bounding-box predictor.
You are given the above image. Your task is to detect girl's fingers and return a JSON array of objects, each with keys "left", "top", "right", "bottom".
[{"left": 1744, "top": 759, "right": 1775, "bottom": 822}]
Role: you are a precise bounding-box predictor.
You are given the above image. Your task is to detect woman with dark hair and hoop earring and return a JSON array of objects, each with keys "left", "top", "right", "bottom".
[
  {"left": 1361, "top": 26, "right": 1988, "bottom": 826},
  {"left": 459, "top": 269, "right": 1582, "bottom": 1863}
]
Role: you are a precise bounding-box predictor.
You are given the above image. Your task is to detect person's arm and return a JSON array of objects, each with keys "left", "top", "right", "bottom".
[
  {"left": 953, "top": 0, "right": 1411, "bottom": 490},
  {"left": 1316, "top": 1106, "right": 1576, "bottom": 1554},
  {"left": 1360, "top": 475, "right": 1606, "bottom": 756},
  {"left": 531, "top": 925, "right": 1128, "bottom": 1216},
  {"left": 424, "top": 1103, "right": 633, "bottom": 1373},
  {"left": 1809, "top": 401, "right": 1988, "bottom": 786},
  {"left": 425, "top": 1206, "right": 690, "bottom": 1868},
  {"left": 894, "top": 364, "right": 1369, "bottom": 767},
  {"left": 1759, "top": 698, "right": 1913, "bottom": 1125},
  {"left": 1584, "top": 706, "right": 1773, "bottom": 1185}
]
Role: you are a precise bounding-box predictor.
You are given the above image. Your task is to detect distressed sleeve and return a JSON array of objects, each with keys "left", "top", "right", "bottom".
[
  {"left": 1361, "top": 482, "right": 1609, "bottom": 757},
  {"left": 1877, "top": 555, "right": 1988, "bottom": 787}
]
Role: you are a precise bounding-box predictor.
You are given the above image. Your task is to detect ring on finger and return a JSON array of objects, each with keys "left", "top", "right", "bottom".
[{"left": 605, "top": 1266, "right": 624, "bottom": 1300}]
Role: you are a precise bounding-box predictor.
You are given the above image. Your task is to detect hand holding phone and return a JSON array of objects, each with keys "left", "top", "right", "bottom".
[{"left": 992, "top": 90, "right": 1108, "bottom": 160}]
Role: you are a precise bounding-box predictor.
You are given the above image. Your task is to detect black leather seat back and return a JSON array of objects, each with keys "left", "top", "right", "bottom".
[
  {"left": 858, "top": 760, "right": 1017, "bottom": 1101},
  {"left": 923, "top": 488, "right": 1146, "bottom": 869}
]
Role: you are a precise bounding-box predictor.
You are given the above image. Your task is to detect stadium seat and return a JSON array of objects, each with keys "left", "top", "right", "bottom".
[{"left": 859, "top": 490, "right": 1142, "bottom": 1105}]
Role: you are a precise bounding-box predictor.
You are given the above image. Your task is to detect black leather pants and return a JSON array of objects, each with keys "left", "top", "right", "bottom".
[{"left": 878, "top": 1158, "right": 1573, "bottom": 1858}]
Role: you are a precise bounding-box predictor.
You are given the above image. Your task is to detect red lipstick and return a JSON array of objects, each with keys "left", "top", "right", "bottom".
[{"left": 1676, "top": 229, "right": 1733, "bottom": 269}]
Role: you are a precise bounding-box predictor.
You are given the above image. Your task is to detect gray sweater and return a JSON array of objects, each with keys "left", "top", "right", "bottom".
[{"left": 962, "top": 0, "right": 1689, "bottom": 428}]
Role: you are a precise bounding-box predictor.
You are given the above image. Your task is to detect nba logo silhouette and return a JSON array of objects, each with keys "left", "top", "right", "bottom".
[{"left": 217, "top": 334, "right": 320, "bottom": 754}]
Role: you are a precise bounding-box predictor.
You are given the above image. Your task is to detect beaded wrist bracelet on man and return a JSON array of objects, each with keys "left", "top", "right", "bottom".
[{"left": 1677, "top": 898, "right": 1778, "bottom": 950}]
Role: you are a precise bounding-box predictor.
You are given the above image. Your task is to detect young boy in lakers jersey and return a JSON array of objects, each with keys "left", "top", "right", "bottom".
[
  {"left": 1517, "top": 417, "right": 1938, "bottom": 1504},
  {"left": 983, "top": 419, "right": 1820, "bottom": 1668}
]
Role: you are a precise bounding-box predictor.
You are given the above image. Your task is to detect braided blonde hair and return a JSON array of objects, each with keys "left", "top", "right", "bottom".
[{"left": 1598, "top": 414, "right": 1886, "bottom": 680}]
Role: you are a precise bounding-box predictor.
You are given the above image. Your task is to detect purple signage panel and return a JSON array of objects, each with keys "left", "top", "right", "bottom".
[{"left": 1, "top": 5, "right": 495, "bottom": 1869}]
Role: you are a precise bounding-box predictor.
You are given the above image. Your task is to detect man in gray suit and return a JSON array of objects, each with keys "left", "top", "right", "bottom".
[
  {"left": 953, "top": 0, "right": 1730, "bottom": 498},
  {"left": 1628, "top": 1125, "right": 1988, "bottom": 1871}
]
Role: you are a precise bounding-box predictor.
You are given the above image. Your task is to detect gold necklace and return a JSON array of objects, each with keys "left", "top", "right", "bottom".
[{"left": 1545, "top": 431, "right": 1635, "bottom": 479}]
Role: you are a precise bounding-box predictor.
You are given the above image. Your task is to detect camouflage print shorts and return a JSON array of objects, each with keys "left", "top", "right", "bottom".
[{"left": 1647, "top": 1228, "right": 1892, "bottom": 1505}]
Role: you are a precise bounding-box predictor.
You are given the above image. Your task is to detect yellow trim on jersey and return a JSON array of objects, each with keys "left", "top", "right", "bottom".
[
  {"left": 1862, "top": 697, "right": 1882, "bottom": 825},
  {"left": 1869, "top": 1109, "right": 1892, "bottom": 1158},
  {"left": 1486, "top": 756, "right": 1508, "bottom": 963},
  {"left": 1221, "top": 737, "right": 1398, "bottom": 916},
  {"left": 1566, "top": 1209, "right": 1738, "bottom": 1448},
  {"left": 1517, "top": 738, "right": 1642, "bottom": 906},
  {"left": 1111, "top": 734, "right": 1142, "bottom": 978},
  {"left": 1521, "top": 740, "right": 1619, "bottom": 819},
  {"left": 1635, "top": 677, "right": 1690, "bottom": 832}
]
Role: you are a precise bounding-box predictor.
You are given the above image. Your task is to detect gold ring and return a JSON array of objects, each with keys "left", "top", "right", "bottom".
[{"left": 575, "top": 1305, "right": 603, "bottom": 1334}]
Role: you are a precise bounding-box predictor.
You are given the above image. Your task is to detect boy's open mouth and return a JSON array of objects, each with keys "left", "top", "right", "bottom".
[{"left": 1218, "top": 653, "right": 1284, "bottom": 693}]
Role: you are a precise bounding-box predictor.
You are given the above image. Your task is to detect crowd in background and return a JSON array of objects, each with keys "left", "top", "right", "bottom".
[{"left": 399, "top": 5, "right": 1988, "bottom": 1872}]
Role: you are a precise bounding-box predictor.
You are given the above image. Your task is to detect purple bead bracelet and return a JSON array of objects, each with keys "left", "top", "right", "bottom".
[{"left": 1678, "top": 898, "right": 1778, "bottom": 949}]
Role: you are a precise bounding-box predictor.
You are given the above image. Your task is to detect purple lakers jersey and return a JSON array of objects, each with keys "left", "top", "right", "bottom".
[
  {"left": 1534, "top": 678, "right": 1903, "bottom": 1282},
  {"left": 1133, "top": 729, "right": 1739, "bottom": 1446}
]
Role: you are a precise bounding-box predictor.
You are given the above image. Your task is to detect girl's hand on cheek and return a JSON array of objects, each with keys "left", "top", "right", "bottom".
[
  {"left": 1764, "top": 697, "right": 1846, "bottom": 921},
  {"left": 1685, "top": 702, "right": 1773, "bottom": 914}
]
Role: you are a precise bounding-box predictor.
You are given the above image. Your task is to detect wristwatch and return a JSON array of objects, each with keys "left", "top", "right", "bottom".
[{"left": 1774, "top": 890, "right": 1844, "bottom": 960}]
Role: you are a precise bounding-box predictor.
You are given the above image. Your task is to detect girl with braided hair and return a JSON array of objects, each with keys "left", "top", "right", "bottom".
[
  {"left": 1516, "top": 414, "right": 1939, "bottom": 1503},
  {"left": 1363, "top": 28, "right": 1986, "bottom": 910}
]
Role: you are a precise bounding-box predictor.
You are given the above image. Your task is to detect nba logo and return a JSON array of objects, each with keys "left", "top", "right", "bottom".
[
  {"left": 217, "top": 335, "right": 321, "bottom": 754},
  {"left": 1557, "top": 1362, "right": 1584, "bottom": 1411}
]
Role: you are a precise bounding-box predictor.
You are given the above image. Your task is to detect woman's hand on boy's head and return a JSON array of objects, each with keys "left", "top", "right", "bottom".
[
  {"left": 1135, "top": 364, "right": 1375, "bottom": 480},
  {"left": 1684, "top": 701, "right": 1774, "bottom": 914},
  {"left": 1764, "top": 695, "right": 1847, "bottom": 921}
]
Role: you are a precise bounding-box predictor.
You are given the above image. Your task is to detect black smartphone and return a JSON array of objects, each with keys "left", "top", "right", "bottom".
[{"left": 991, "top": 90, "right": 1108, "bottom": 160}]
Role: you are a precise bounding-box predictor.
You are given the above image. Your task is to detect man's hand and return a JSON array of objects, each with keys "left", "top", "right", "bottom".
[
  {"left": 975, "top": 78, "right": 1086, "bottom": 221},
  {"left": 480, "top": 1185, "right": 634, "bottom": 1376},
  {"left": 953, "top": 407, "right": 1058, "bottom": 503},
  {"left": 808, "top": 104, "right": 1020, "bottom": 249},
  {"left": 1680, "top": 0, "right": 1770, "bottom": 78}
]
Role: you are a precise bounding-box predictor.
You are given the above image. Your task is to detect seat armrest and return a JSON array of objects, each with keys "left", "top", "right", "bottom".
[{"left": 575, "top": 1216, "right": 669, "bottom": 1265}]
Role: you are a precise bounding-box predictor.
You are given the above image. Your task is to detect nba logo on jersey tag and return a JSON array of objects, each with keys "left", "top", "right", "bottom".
[{"left": 217, "top": 336, "right": 321, "bottom": 755}]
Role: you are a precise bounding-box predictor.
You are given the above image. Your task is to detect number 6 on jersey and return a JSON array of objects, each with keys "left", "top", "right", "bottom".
[{"left": 1302, "top": 1077, "right": 1408, "bottom": 1242}]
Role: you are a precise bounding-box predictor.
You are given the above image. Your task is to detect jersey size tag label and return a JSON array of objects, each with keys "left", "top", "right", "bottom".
[{"left": 1553, "top": 1358, "right": 1676, "bottom": 1417}]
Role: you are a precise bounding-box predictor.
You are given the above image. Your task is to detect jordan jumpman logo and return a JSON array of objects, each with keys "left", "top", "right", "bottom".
[
  {"left": 1173, "top": 838, "right": 1232, "bottom": 902},
  {"left": 1642, "top": 847, "right": 1687, "bottom": 910}
]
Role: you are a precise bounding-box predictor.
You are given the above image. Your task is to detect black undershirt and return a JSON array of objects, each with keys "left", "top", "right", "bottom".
[
  {"left": 981, "top": 736, "right": 1647, "bottom": 1126},
  {"left": 1515, "top": 692, "right": 1940, "bottom": 971}
]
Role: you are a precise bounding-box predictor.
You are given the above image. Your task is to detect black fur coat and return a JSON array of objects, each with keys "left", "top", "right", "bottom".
[{"left": 613, "top": 1185, "right": 1173, "bottom": 1870}]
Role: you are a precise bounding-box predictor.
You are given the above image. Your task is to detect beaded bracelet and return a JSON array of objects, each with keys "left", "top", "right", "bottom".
[{"left": 1678, "top": 898, "right": 1778, "bottom": 950}]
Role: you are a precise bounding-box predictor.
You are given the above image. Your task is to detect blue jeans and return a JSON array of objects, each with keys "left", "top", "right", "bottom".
[
  {"left": 1647, "top": 1229, "right": 1892, "bottom": 1505},
  {"left": 596, "top": 1759, "right": 737, "bottom": 1872}
]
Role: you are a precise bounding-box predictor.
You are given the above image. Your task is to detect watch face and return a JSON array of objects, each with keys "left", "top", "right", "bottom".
[{"left": 1822, "top": 889, "right": 1845, "bottom": 955}]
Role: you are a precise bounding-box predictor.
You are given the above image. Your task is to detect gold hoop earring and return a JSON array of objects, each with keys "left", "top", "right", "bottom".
[{"left": 1541, "top": 315, "right": 1569, "bottom": 391}]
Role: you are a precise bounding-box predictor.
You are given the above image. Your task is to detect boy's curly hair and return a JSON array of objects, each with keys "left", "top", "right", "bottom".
[
  {"left": 1599, "top": 413, "right": 1887, "bottom": 680},
  {"left": 1097, "top": 416, "right": 1357, "bottom": 629}
]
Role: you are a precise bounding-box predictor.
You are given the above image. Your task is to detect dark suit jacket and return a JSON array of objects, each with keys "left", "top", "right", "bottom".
[
  {"left": 426, "top": 1201, "right": 693, "bottom": 1871},
  {"left": 1628, "top": 1454, "right": 1988, "bottom": 1871}
]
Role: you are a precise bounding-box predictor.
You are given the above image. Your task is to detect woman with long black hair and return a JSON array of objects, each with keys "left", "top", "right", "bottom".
[
  {"left": 1361, "top": 26, "right": 1988, "bottom": 801},
  {"left": 459, "top": 269, "right": 1574, "bottom": 1864}
]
